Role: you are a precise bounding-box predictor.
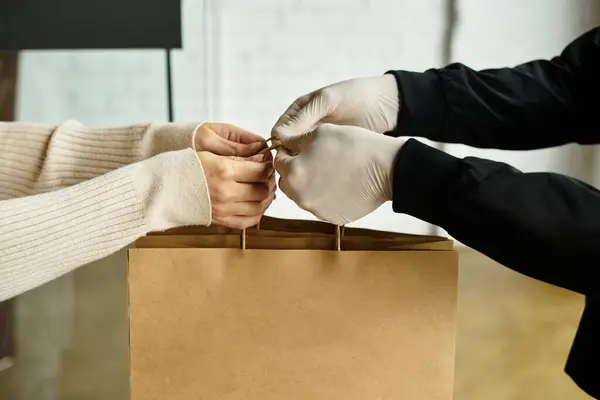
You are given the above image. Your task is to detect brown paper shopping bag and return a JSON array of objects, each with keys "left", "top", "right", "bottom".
[{"left": 128, "top": 217, "right": 459, "bottom": 400}]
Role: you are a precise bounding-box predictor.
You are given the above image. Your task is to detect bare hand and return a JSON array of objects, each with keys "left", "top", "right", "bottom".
[
  {"left": 198, "top": 151, "right": 275, "bottom": 229},
  {"left": 195, "top": 123, "right": 267, "bottom": 158}
]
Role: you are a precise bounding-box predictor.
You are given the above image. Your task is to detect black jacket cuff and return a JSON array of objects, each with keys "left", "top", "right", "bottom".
[
  {"left": 565, "top": 295, "right": 600, "bottom": 399},
  {"left": 392, "top": 138, "right": 460, "bottom": 226},
  {"left": 385, "top": 69, "right": 445, "bottom": 137}
]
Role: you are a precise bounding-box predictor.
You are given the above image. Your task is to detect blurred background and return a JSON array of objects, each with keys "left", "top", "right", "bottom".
[{"left": 0, "top": 0, "right": 598, "bottom": 399}]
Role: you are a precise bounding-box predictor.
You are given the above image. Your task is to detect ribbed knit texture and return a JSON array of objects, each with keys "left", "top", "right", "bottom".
[{"left": 0, "top": 121, "right": 211, "bottom": 301}]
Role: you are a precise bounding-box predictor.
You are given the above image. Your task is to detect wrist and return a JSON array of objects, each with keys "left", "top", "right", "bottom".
[
  {"left": 373, "top": 135, "right": 405, "bottom": 202},
  {"left": 391, "top": 139, "right": 460, "bottom": 225},
  {"left": 385, "top": 69, "right": 444, "bottom": 138},
  {"left": 376, "top": 74, "right": 401, "bottom": 132}
]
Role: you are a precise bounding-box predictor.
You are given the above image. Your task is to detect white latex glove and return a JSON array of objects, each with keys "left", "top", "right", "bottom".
[
  {"left": 275, "top": 123, "right": 405, "bottom": 225},
  {"left": 272, "top": 75, "right": 399, "bottom": 137}
]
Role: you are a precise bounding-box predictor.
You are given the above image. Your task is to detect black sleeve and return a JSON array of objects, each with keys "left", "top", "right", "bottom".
[
  {"left": 565, "top": 295, "right": 599, "bottom": 399},
  {"left": 386, "top": 27, "right": 600, "bottom": 150},
  {"left": 392, "top": 139, "right": 600, "bottom": 398}
]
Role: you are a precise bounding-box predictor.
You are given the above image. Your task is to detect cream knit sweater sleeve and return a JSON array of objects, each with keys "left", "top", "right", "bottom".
[{"left": 0, "top": 120, "right": 211, "bottom": 301}]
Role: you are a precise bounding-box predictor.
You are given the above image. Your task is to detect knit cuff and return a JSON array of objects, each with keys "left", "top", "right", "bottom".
[
  {"left": 132, "top": 149, "right": 212, "bottom": 231},
  {"left": 139, "top": 122, "right": 200, "bottom": 159}
]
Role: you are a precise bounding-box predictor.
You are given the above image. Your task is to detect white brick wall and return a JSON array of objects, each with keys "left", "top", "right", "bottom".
[
  {"left": 194, "top": 0, "right": 446, "bottom": 233},
  {"left": 15, "top": 0, "right": 600, "bottom": 235}
]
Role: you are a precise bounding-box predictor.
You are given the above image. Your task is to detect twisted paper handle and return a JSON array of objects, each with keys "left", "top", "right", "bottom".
[
  {"left": 259, "top": 137, "right": 282, "bottom": 155},
  {"left": 249, "top": 138, "right": 344, "bottom": 251},
  {"left": 240, "top": 223, "right": 344, "bottom": 251}
]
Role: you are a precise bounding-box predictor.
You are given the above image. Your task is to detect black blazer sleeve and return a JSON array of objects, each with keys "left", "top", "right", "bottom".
[
  {"left": 387, "top": 27, "right": 600, "bottom": 150},
  {"left": 392, "top": 139, "right": 600, "bottom": 398}
]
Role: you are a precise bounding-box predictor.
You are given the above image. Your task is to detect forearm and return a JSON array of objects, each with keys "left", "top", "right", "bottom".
[
  {"left": 388, "top": 27, "right": 600, "bottom": 149},
  {"left": 0, "top": 120, "right": 199, "bottom": 198},
  {"left": 0, "top": 149, "right": 210, "bottom": 301},
  {"left": 392, "top": 139, "right": 600, "bottom": 295}
]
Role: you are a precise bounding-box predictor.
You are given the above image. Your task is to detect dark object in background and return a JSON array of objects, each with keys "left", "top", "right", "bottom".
[
  {"left": 0, "top": 0, "right": 182, "bottom": 50},
  {"left": 0, "top": 53, "right": 18, "bottom": 120},
  {"left": 0, "top": 52, "right": 18, "bottom": 371},
  {"left": 0, "top": 0, "right": 182, "bottom": 371},
  {"left": 0, "top": 0, "right": 182, "bottom": 121},
  {"left": 0, "top": 300, "right": 14, "bottom": 371}
]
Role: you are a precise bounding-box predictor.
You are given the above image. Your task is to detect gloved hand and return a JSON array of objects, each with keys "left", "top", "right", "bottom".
[
  {"left": 272, "top": 75, "right": 399, "bottom": 137},
  {"left": 275, "top": 123, "right": 405, "bottom": 225}
]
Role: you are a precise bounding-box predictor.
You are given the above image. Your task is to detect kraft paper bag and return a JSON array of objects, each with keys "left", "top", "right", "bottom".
[{"left": 128, "top": 217, "right": 459, "bottom": 400}]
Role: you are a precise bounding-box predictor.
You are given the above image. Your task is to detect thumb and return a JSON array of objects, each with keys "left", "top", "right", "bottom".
[
  {"left": 272, "top": 93, "right": 330, "bottom": 139},
  {"left": 228, "top": 156, "right": 273, "bottom": 183},
  {"left": 274, "top": 129, "right": 316, "bottom": 155},
  {"left": 274, "top": 146, "right": 296, "bottom": 177}
]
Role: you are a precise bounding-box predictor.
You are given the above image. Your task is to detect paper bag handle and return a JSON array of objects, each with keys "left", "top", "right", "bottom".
[
  {"left": 253, "top": 137, "right": 346, "bottom": 251},
  {"left": 240, "top": 223, "right": 345, "bottom": 251},
  {"left": 258, "top": 137, "right": 282, "bottom": 155},
  {"left": 335, "top": 225, "right": 344, "bottom": 252}
]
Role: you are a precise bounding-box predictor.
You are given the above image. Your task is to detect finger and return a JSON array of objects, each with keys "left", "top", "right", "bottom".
[
  {"left": 211, "top": 123, "right": 266, "bottom": 144},
  {"left": 258, "top": 142, "right": 282, "bottom": 157},
  {"left": 220, "top": 181, "right": 271, "bottom": 202},
  {"left": 272, "top": 93, "right": 329, "bottom": 139},
  {"left": 214, "top": 215, "right": 262, "bottom": 230},
  {"left": 208, "top": 135, "right": 267, "bottom": 157},
  {"left": 277, "top": 131, "right": 316, "bottom": 154},
  {"left": 228, "top": 158, "right": 274, "bottom": 182},
  {"left": 244, "top": 153, "right": 268, "bottom": 163},
  {"left": 231, "top": 193, "right": 274, "bottom": 217},
  {"left": 274, "top": 146, "right": 296, "bottom": 177},
  {"left": 231, "top": 153, "right": 274, "bottom": 166},
  {"left": 229, "top": 156, "right": 275, "bottom": 185},
  {"left": 212, "top": 190, "right": 275, "bottom": 229},
  {"left": 271, "top": 93, "right": 312, "bottom": 131},
  {"left": 217, "top": 201, "right": 264, "bottom": 217}
]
